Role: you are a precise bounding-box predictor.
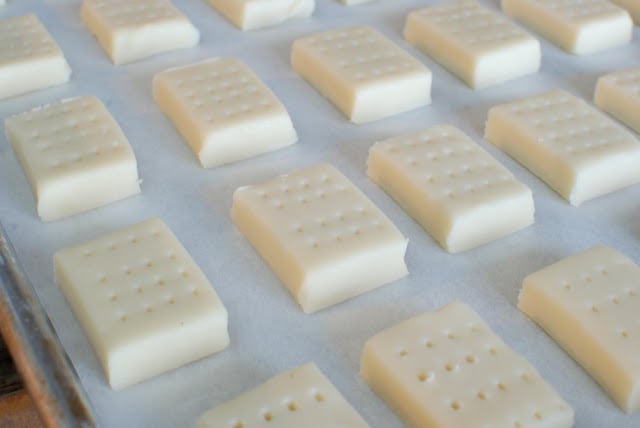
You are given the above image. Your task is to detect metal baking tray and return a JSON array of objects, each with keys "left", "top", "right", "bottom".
[{"left": 1, "top": 0, "right": 639, "bottom": 426}]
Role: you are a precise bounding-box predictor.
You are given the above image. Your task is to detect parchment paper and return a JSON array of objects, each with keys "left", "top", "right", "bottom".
[{"left": 0, "top": 0, "right": 639, "bottom": 426}]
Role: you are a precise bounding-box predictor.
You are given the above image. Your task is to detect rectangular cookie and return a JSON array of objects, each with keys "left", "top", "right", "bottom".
[
  {"left": 232, "top": 163, "right": 408, "bottom": 313},
  {"left": 198, "top": 363, "right": 369, "bottom": 427},
  {"left": 206, "top": 0, "right": 315, "bottom": 31},
  {"left": 81, "top": 0, "right": 199, "bottom": 64},
  {"left": 368, "top": 125, "right": 534, "bottom": 253},
  {"left": 5, "top": 96, "right": 140, "bottom": 221},
  {"left": 594, "top": 66, "right": 640, "bottom": 134},
  {"left": 291, "top": 25, "right": 431, "bottom": 123},
  {"left": 502, "top": 0, "right": 632, "bottom": 55},
  {"left": 54, "top": 218, "right": 229, "bottom": 389},
  {"left": 154, "top": 58, "right": 297, "bottom": 168},
  {"left": 519, "top": 245, "right": 640, "bottom": 413},
  {"left": 485, "top": 89, "right": 640, "bottom": 205},
  {"left": 0, "top": 14, "right": 71, "bottom": 99},
  {"left": 361, "top": 301, "right": 574, "bottom": 427},
  {"left": 404, "top": 0, "right": 540, "bottom": 89}
]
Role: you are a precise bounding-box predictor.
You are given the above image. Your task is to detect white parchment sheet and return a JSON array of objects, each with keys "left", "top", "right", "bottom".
[{"left": 0, "top": 0, "right": 639, "bottom": 426}]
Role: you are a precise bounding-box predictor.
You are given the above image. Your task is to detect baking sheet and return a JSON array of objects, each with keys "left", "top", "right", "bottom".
[{"left": 1, "top": 0, "right": 639, "bottom": 426}]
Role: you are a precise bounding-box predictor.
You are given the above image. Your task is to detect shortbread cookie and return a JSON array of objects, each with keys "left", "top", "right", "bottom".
[
  {"left": 368, "top": 125, "right": 534, "bottom": 253},
  {"left": 502, "top": 0, "right": 632, "bottom": 55},
  {"left": 292, "top": 26, "right": 431, "bottom": 123},
  {"left": 81, "top": 0, "right": 200, "bottom": 64},
  {"left": 405, "top": 0, "right": 540, "bottom": 89},
  {"left": 232, "top": 163, "right": 408, "bottom": 313},
  {"left": 154, "top": 58, "right": 297, "bottom": 168},
  {"left": 594, "top": 66, "right": 640, "bottom": 134},
  {"left": 198, "top": 363, "right": 369, "bottom": 427},
  {"left": 0, "top": 14, "right": 71, "bottom": 99},
  {"left": 362, "top": 301, "right": 574, "bottom": 427},
  {"left": 206, "top": 0, "right": 315, "bottom": 31},
  {"left": 5, "top": 96, "right": 140, "bottom": 221},
  {"left": 485, "top": 89, "right": 640, "bottom": 205},
  {"left": 54, "top": 218, "right": 229, "bottom": 390},
  {"left": 519, "top": 245, "right": 640, "bottom": 413}
]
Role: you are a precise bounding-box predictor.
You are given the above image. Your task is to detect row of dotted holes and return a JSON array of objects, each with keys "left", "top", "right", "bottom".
[
  {"left": 32, "top": 118, "right": 108, "bottom": 141},
  {"left": 402, "top": 149, "right": 476, "bottom": 164},
  {"left": 105, "top": 274, "right": 195, "bottom": 298},
  {"left": 83, "top": 229, "right": 165, "bottom": 258},
  {"left": 536, "top": 125, "right": 624, "bottom": 140},
  {"left": 428, "top": 16, "right": 516, "bottom": 31},
  {"left": 232, "top": 391, "right": 326, "bottom": 427},
  {"left": 509, "top": 97, "right": 573, "bottom": 115},
  {"left": 22, "top": 102, "right": 93, "bottom": 125},
  {"left": 308, "top": 226, "right": 383, "bottom": 249},
  {"left": 179, "top": 74, "right": 250, "bottom": 86},
  {"left": 0, "top": 28, "right": 53, "bottom": 43},
  {"left": 115, "top": 287, "right": 200, "bottom": 323},
  {"left": 423, "top": 9, "right": 493, "bottom": 21},
  {"left": 105, "top": 10, "right": 177, "bottom": 22},
  {"left": 262, "top": 190, "right": 354, "bottom": 209},
  {"left": 439, "top": 178, "right": 510, "bottom": 200},
  {"left": 386, "top": 140, "right": 474, "bottom": 154},
  {"left": 0, "top": 45, "right": 54, "bottom": 59},
  {"left": 198, "top": 102, "right": 272, "bottom": 121},
  {"left": 408, "top": 162, "right": 498, "bottom": 181},
  {"left": 173, "top": 67, "right": 242, "bottom": 88},
  {"left": 553, "top": 3, "right": 615, "bottom": 18},
  {"left": 305, "top": 29, "right": 372, "bottom": 45},
  {"left": 96, "top": 265, "right": 184, "bottom": 284},
  {"left": 448, "top": 374, "right": 537, "bottom": 413},
  {"left": 530, "top": 108, "right": 593, "bottom": 122},
  {"left": 562, "top": 265, "right": 612, "bottom": 290},
  {"left": 47, "top": 144, "right": 123, "bottom": 168},
  {"left": 34, "top": 127, "right": 113, "bottom": 152},
  {"left": 398, "top": 325, "right": 492, "bottom": 358},
  {"left": 118, "top": 263, "right": 190, "bottom": 279},
  {"left": 260, "top": 174, "right": 335, "bottom": 194},
  {"left": 337, "top": 51, "right": 401, "bottom": 72},
  {"left": 191, "top": 92, "right": 265, "bottom": 107},
  {"left": 0, "top": 25, "right": 42, "bottom": 37},
  {"left": 295, "top": 222, "right": 364, "bottom": 235},
  {"left": 182, "top": 85, "right": 261, "bottom": 100},
  {"left": 263, "top": 178, "right": 346, "bottom": 199}
]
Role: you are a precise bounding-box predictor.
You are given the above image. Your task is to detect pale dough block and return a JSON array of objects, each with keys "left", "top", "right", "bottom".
[
  {"left": 609, "top": 0, "right": 640, "bottom": 23},
  {"left": 368, "top": 125, "right": 534, "bottom": 254},
  {"left": 594, "top": 66, "right": 640, "bottom": 134},
  {"left": 54, "top": 218, "right": 229, "bottom": 390},
  {"left": 0, "top": 14, "right": 71, "bottom": 99},
  {"left": 485, "top": 89, "right": 640, "bottom": 206},
  {"left": 154, "top": 58, "right": 297, "bottom": 168},
  {"left": 206, "top": 0, "right": 315, "bottom": 31},
  {"left": 198, "top": 363, "right": 369, "bottom": 427},
  {"left": 232, "top": 163, "right": 408, "bottom": 314},
  {"left": 291, "top": 25, "right": 432, "bottom": 124},
  {"left": 81, "top": 0, "right": 200, "bottom": 64},
  {"left": 361, "top": 301, "right": 574, "bottom": 428},
  {"left": 404, "top": 0, "right": 540, "bottom": 89},
  {"left": 502, "top": 0, "right": 632, "bottom": 55},
  {"left": 5, "top": 96, "right": 140, "bottom": 221},
  {"left": 519, "top": 245, "right": 640, "bottom": 413}
]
